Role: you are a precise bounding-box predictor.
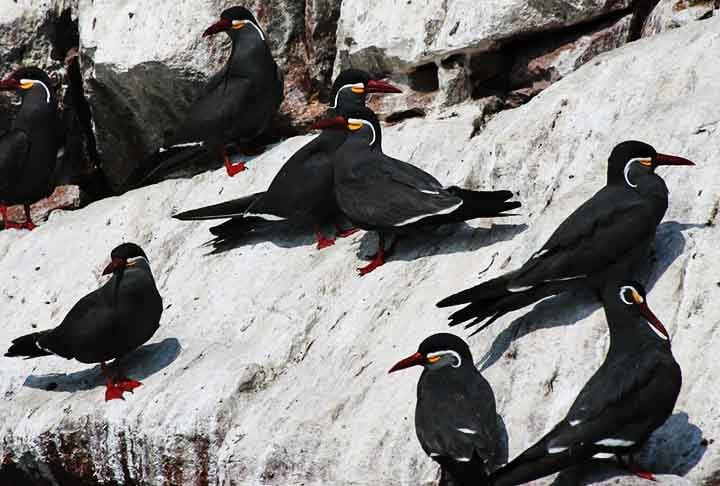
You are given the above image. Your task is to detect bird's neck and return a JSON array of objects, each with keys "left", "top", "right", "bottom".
[{"left": 604, "top": 308, "right": 668, "bottom": 356}]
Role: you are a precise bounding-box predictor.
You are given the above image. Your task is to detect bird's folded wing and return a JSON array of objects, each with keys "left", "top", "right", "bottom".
[
  {"left": 0, "top": 129, "right": 29, "bottom": 192},
  {"left": 511, "top": 187, "right": 654, "bottom": 287},
  {"left": 41, "top": 289, "right": 109, "bottom": 358},
  {"left": 337, "top": 156, "right": 460, "bottom": 227},
  {"left": 170, "top": 75, "right": 252, "bottom": 145}
]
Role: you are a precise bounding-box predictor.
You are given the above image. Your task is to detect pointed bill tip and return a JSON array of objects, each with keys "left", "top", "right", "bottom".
[
  {"left": 388, "top": 352, "right": 425, "bottom": 373},
  {"left": 656, "top": 153, "right": 695, "bottom": 166}
]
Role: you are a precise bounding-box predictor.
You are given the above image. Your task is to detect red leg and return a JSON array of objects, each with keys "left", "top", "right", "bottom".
[
  {"left": 223, "top": 151, "right": 246, "bottom": 177},
  {"left": 314, "top": 224, "right": 335, "bottom": 250},
  {"left": 618, "top": 455, "right": 656, "bottom": 482},
  {"left": 22, "top": 205, "right": 36, "bottom": 231},
  {"left": 358, "top": 233, "right": 399, "bottom": 276}
]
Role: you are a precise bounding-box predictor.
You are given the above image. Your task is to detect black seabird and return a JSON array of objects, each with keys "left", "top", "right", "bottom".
[
  {"left": 0, "top": 67, "right": 60, "bottom": 230},
  {"left": 320, "top": 107, "right": 520, "bottom": 275},
  {"left": 6, "top": 243, "right": 163, "bottom": 401},
  {"left": 390, "top": 333, "right": 504, "bottom": 486},
  {"left": 491, "top": 281, "right": 681, "bottom": 485},
  {"left": 438, "top": 141, "right": 694, "bottom": 332},
  {"left": 129, "top": 6, "right": 283, "bottom": 186},
  {"left": 173, "top": 69, "right": 401, "bottom": 249}
]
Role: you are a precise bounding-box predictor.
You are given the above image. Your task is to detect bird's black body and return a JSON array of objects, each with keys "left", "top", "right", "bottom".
[
  {"left": 491, "top": 282, "right": 681, "bottom": 485},
  {"left": 174, "top": 70, "right": 402, "bottom": 246},
  {"left": 6, "top": 243, "right": 163, "bottom": 364},
  {"left": 390, "top": 334, "right": 503, "bottom": 486},
  {"left": 128, "top": 6, "right": 283, "bottom": 186},
  {"left": 330, "top": 107, "right": 520, "bottom": 274},
  {"left": 0, "top": 67, "right": 60, "bottom": 208},
  {"left": 438, "top": 141, "right": 694, "bottom": 332}
]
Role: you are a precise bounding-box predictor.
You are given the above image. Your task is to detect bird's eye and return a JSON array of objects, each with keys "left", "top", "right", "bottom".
[{"left": 619, "top": 286, "right": 635, "bottom": 305}]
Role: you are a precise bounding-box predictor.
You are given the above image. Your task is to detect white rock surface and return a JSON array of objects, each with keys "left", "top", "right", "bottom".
[
  {"left": 642, "top": 0, "right": 719, "bottom": 37},
  {"left": 2, "top": 13, "right": 720, "bottom": 486},
  {"left": 334, "top": 0, "right": 633, "bottom": 72}
]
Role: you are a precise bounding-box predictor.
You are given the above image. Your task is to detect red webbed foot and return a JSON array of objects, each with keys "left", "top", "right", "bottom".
[
  {"left": 357, "top": 252, "right": 386, "bottom": 276},
  {"left": 105, "top": 385, "right": 127, "bottom": 401},
  {"left": 224, "top": 157, "right": 247, "bottom": 177},
  {"left": 316, "top": 237, "right": 336, "bottom": 250}
]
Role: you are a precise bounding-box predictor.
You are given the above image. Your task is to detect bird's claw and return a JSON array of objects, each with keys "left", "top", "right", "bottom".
[
  {"left": 225, "top": 161, "right": 247, "bottom": 177},
  {"left": 316, "top": 237, "right": 336, "bottom": 250}
]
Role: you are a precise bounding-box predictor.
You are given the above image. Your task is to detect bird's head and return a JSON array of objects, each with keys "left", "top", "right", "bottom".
[
  {"left": 203, "top": 6, "right": 264, "bottom": 40},
  {"left": 329, "top": 69, "right": 402, "bottom": 111},
  {"left": 312, "top": 106, "right": 382, "bottom": 148},
  {"left": 389, "top": 333, "right": 473, "bottom": 374},
  {"left": 607, "top": 141, "right": 694, "bottom": 188},
  {"left": 0, "top": 67, "right": 53, "bottom": 104},
  {"left": 102, "top": 243, "right": 149, "bottom": 276},
  {"left": 610, "top": 281, "right": 670, "bottom": 343}
]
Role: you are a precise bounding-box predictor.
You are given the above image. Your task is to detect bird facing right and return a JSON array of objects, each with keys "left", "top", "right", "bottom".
[
  {"left": 490, "top": 280, "right": 681, "bottom": 485},
  {"left": 390, "top": 333, "right": 505, "bottom": 486},
  {"left": 438, "top": 141, "right": 694, "bottom": 333}
]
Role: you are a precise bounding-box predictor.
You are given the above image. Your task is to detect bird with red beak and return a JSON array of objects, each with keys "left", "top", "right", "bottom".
[
  {"left": 173, "top": 69, "right": 403, "bottom": 252},
  {"left": 6, "top": 243, "right": 163, "bottom": 402},
  {"left": 490, "top": 281, "right": 681, "bottom": 485},
  {"left": 0, "top": 66, "right": 60, "bottom": 231},
  {"left": 127, "top": 6, "right": 283, "bottom": 187},
  {"left": 389, "top": 333, "right": 505, "bottom": 486},
  {"left": 439, "top": 141, "right": 695, "bottom": 333}
]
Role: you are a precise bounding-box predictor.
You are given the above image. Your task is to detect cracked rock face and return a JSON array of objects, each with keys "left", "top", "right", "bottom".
[
  {"left": 1, "top": 15, "right": 720, "bottom": 486},
  {"left": 642, "top": 0, "right": 719, "bottom": 36},
  {"left": 334, "top": 0, "right": 633, "bottom": 74},
  {"left": 78, "top": 0, "right": 342, "bottom": 191}
]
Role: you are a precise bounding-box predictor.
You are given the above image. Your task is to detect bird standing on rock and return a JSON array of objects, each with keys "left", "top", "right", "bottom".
[
  {"left": 490, "top": 281, "right": 681, "bottom": 485},
  {"left": 438, "top": 141, "right": 694, "bottom": 332},
  {"left": 173, "top": 69, "right": 402, "bottom": 249},
  {"left": 0, "top": 67, "right": 61, "bottom": 230},
  {"left": 318, "top": 107, "right": 520, "bottom": 275},
  {"left": 129, "top": 6, "right": 283, "bottom": 187},
  {"left": 5, "top": 243, "right": 163, "bottom": 401},
  {"left": 389, "top": 333, "right": 504, "bottom": 486}
]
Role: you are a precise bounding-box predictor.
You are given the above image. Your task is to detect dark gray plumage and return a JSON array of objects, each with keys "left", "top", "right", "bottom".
[
  {"left": 0, "top": 67, "right": 60, "bottom": 230},
  {"left": 329, "top": 107, "right": 520, "bottom": 275},
  {"left": 491, "top": 281, "right": 681, "bottom": 485},
  {"left": 129, "top": 6, "right": 283, "bottom": 186},
  {"left": 390, "top": 333, "right": 503, "bottom": 486},
  {"left": 6, "top": 243, "right": 163, "bottom": 401},
  {"left": 438, "top": 141, "right": 694, "bottom": 332},
  {"left": 173, "top": 70, "right": 402, "bottom": 248}
]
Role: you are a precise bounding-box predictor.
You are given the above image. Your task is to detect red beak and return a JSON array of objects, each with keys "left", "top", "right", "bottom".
[
  {"left": 388, "top": 352, "right": 426, "bottom": 373},
  {"left": 312, "top": 115, "right": 347, "bottom": 130},
  {"left": 0, "top": 78, "right": 20, "bottom": 91},
  {"left": 639, "top": 302, "right": 670, "bottom": 341},
  {"left": 366, "top": 79, "right": 402, "bottom": 94},
  {"left": 203, "top": 18, "right": 232, "bottom": 38},
  {"left": 102, "top": 257, "right": 126, "bottom": 276},
  {"left": 655, "top": 153, "right": 695, "bottom": 166}
]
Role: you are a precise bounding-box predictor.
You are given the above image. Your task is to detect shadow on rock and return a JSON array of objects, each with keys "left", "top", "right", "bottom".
[
  {"left": 23, "top": 337, "right": 181, "bottom": 393},
  {"left": 206, "top": 219, "right": 319, "bottom": 255},
  {"left": 478, "top": 221, "right": 700, "bottom": 371},
  {"left": 357, "top": 222, "right": 529, "bottom": 262},
  {"left": 550, "top": 412, "right": 704, "bottom": 485}
]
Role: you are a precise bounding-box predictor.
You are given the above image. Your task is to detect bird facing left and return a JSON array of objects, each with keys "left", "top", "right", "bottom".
[{"left": 5, "top": 243, "right": 164, "bottom": 401}]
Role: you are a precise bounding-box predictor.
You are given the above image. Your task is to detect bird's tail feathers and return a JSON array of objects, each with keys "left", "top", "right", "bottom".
[
  {"left": 125, "top": 145, "right": 208, "bottom": 189},
  {"left": 437, "top": 454, "right": 491, "bottom": 486},
  {"left": 490, "top": 446, "right": 588, "bottom": 486},
  {"left": 173, "top": 192, "right": 265, "bottom": 221},
  {"left": 5, "top": 331, "right": 53, "bottom": 359},
  {"left": 446, "top": 187, "right": 521, "bottom": 219},
  {"left": 208, "top": 216, "right": 280, "bottom": 240}
]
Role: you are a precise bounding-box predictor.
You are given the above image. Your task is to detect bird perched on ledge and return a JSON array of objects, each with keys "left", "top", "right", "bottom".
[
  {"left": 318, "top": 107, "right": 521, "bottom": 275},
  {"left": 6, "top": 243, "right": 163, "bottom": 401},
  {"left": 438, "top": 141, "right": 694, "bottom": 333},
  {"left": 490, "top": 281, "right": 681, "bottom": 485},
  {"left": 0, "top": 67, "right": 60, "bottom": 230},
  {"left": 173, "top": 69, "right": 402, "bottom": 249},
  {"left": 390, "top": 333, "right": 504, "bottom": 486},
  {"left": 128, "top": 6, "right": 283, "bottom": 187}
]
